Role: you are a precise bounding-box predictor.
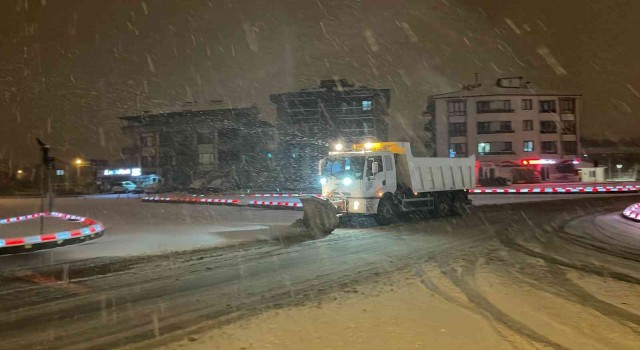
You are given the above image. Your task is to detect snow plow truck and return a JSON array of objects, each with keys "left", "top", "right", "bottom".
[{"left": 300, "top": 142, "right": 476, "bottom": 236}]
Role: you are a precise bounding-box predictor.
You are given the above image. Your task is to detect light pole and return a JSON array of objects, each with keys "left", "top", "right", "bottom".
[
  {"left": 36, "top": 138, "right": 55, "bottom": 235},
  {"left": 74, "top": 158, "right": 84, "bottom": 185}
]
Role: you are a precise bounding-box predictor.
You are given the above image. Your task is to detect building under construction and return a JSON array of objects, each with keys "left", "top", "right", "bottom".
[{"left": 270, "top": 79, "right": 391, "bottom": 190}]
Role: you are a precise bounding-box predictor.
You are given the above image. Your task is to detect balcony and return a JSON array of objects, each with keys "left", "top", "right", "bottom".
[
  {"left": 477, "top": 129, "right": 514, "bottom": 134},
  {"left": 477, "top": 109, "right": 514, "bottom": 114},
  {"left": 479, "top": 151, "right": 516, "bottom": 156}
]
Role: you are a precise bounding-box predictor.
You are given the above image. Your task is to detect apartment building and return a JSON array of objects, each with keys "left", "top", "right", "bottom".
[
  {"left": 120, "top": 104, "right": 274, "bottom": 188},
  {"left": 427, "top": 77, "right": 582, "bottom": 182}
]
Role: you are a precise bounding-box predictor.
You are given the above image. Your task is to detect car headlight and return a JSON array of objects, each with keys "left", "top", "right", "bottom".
[
  {"left": 343, "top": 177, "right": 353, "bottom": 186},
  {"left": 320, "top": 177, "right": 327, "bottom": 185}
]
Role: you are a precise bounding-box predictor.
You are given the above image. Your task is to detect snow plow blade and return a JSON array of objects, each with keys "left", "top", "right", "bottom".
[{"left": 299, "top": 196, "right": 339, "bottom": 237}]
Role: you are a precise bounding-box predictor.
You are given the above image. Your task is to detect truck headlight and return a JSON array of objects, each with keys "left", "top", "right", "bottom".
[
  {"left": 343, "top": 177, "right": 353, "bottom": 186},
  {"left": 320, "top": 177, "right": 327, "bottom": 185}
]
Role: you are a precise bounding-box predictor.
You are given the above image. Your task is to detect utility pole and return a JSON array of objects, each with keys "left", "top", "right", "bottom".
[{"left": 36, "top": 138, "right": 55, "bottom": 235}]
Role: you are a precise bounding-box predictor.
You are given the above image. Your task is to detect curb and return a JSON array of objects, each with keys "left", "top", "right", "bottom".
[
  {"left": 142, "top": 196, "right": 240, "bottom": 205},
  {"left": 248, "top": 193, "right": 321, "bottom": 197},
  {"left": 248, "top": 200, "right": 304, "bottom": 209},
  {"left": 470, "top": 185, "right": 640, "bottom": 194},
  {"left": 0, "top": 212, "right": 105, "bottom": 255}
]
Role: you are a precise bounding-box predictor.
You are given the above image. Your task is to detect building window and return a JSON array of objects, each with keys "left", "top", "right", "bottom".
[
  {"left": 477, "top": 100, "right": 512, "bottom": 113},
  {"left": 477, "top": 122, "right": 490, "bottom": 134},
  {"left": 540, "top": 121, "right": 557, "bottom": 133},
  {"left": 562, "top": 120, "right": 576, "bottom": 134},
  {"left": 523, "top": 141, "right": 534, "bottom": 152},
  {"left": 477, "top": 121, "right": 513, "bottom": 134},
  {"left": 197, "top": 132, "right": 214, "bottom": 144},
  {"left": 362, "top": 100, "right": 373, "bottom": 111},
  {"left": 448, "top": 122, "right": 467, "bottom": 137},
  {"left": 478, "top": 142, "right": 490, "bottom": 155},
  {"left": 562, "top": 141, "right": 577, "bottom": 155},
  {"left": 447, "top": 100, "right": 466, "bottom": 116},
  {"left": 160, "top": 155, "right": 175, "bottom": 166},
  {"left": 523, "top": 120, "right": 534, "bottom": 131},
  {"left": 198, "top": 153, "right": 215, "bottom": 165},
  {"left": 559, "top": 99, "right": 575, "bottom": 114},
  {"left": 541, "top": 141, "right": 558, "bottom": 154},
  {"left": 539, "top": 100, "right": 557, "bottom": 113},
  {"left": 55, "top": 169, "right": 65, "bottom": 176},
  {"left": 521, "top": 99, "right": 532, "bottom": 110},
  {"left": 477, "top": 141, "right": 512, "bottom": 155},
  {"left": 499, "top": 121, "right": 512, "bottom": 132},
  {"left": 141, "top": 134, "right": 155, "bottom": 147},
  {"left": 142, "top": 155, "right": 154, "bottom": 167},
  {"left": 450, "top": 143, "right": 467, "bottom": 157}
]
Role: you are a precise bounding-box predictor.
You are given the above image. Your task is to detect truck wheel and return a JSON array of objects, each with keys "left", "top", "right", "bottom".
[
  {"left": 376, "top": 196, "right": 399, "bottom": 226},
  {"left": 435, "top": 194, "right": 452, "bottom": 217},
  {"left": 451, "top": 193, "right": 468, "bottom": 216}
]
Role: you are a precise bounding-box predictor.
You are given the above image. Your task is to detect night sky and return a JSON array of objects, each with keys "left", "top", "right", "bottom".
[{"left": 1, "top": 0, "right": 639, "bottom": 166}]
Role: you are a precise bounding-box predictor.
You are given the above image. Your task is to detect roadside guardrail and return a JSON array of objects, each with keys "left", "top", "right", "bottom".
[{"left": 0, "top": 212, "right": 105, "bottom": 255}]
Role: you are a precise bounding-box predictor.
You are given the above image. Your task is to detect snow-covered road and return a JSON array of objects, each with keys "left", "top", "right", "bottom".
[
  {"left": 1, "top": 192, "right": 638, "bottom": 269},
  {"left": 0, "top": 196, "right": 302, "bottom": 268},
  {"left": 0, "top": 196, "right": 638, "bottom": 350}
]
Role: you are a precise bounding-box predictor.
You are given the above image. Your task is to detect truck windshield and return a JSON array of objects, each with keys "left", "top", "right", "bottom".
[{"left": 322, "top": 156, "right": 365, "bottom": 179}]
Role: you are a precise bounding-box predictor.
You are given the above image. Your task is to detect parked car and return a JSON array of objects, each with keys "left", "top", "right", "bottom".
[{"left": 111, "top": 181, "right": 138, "bottom": 194}]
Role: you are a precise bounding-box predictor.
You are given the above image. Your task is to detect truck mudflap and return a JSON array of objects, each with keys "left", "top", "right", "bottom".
[{"left": 299, "top": 196, "right": 339, "bottom": 237}]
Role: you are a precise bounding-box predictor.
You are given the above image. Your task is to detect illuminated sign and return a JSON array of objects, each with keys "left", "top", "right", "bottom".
[
  {"left": 103, "top": 168, "right": 141, "bottom": 176},
  {"left": 522, "top": 159, "right": 556, "bottom": 165}
]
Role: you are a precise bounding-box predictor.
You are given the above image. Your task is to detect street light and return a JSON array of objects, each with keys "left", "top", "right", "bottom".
[
  {"left": 74, "top": 158, "right": 85, "bottom": 183},
  {"left": 17, "top": 169, "right": 23, "bottom": 174}
]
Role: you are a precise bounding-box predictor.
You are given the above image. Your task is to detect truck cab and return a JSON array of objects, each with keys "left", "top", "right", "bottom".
[{"left": 320, "top": 150, "right": 396, "bottom": 215}]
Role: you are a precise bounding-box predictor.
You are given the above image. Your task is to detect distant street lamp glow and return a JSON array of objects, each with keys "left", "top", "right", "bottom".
[
  {"left": 17, "top": 169, "right": 23, "bottom": 174},
  {"left": 74, "top": 158, "right": 83, "bottom": 165},
  {"left": 364, "top": 142, "right": 373, "bottom": 150},
  {"left": 334, "top": 143, "right": 344, "bottom": 151}
]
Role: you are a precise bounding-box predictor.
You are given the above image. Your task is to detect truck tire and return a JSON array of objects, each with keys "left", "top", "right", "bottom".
[
  {"left": 435, "top": 194, "right": 452, "bottom": 217},
  {"left": 376, "top": 195, "right": 400, "bottom": 226},
  {"left": 451, "top": 192, "right": 468, "bottom": 216}
]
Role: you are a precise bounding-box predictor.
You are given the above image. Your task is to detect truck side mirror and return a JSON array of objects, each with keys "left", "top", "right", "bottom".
[{"left": 372, "top": 162, "right": 379, "bottom": 175}]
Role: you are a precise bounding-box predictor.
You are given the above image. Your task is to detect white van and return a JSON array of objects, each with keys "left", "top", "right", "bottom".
[{"left": 134, "top": 175, "right": 162, "bottom": 193}]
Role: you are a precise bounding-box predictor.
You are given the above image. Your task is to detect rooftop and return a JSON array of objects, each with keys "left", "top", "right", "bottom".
[
  {"left": 431, "top": 77, "right": 581, "bottom": 99},
  {"left": 120, "top": 106, "right": 273, "bottom": 129},
  {"left": 269, "top": 79, "right": 391, "bottom": 102}
]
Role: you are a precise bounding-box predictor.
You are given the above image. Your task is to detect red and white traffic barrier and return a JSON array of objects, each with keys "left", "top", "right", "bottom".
[
  {"left": 249, "top": 193, "right": 321, "bottom": 197},
  {"left": 143, "top": 196, "right": 240, "bottom": 205},
  {"left": 622, "top": 203, "right": 640, "bottom": 221},
  {"left": 0, "top": 212, "right": 105, "bottom": 250},
  {"left": 470, "top": 185, "right": 640, "bottom": 194},
  {"left": 248, "top": 200, "right": 303, "bottom": 208}
]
